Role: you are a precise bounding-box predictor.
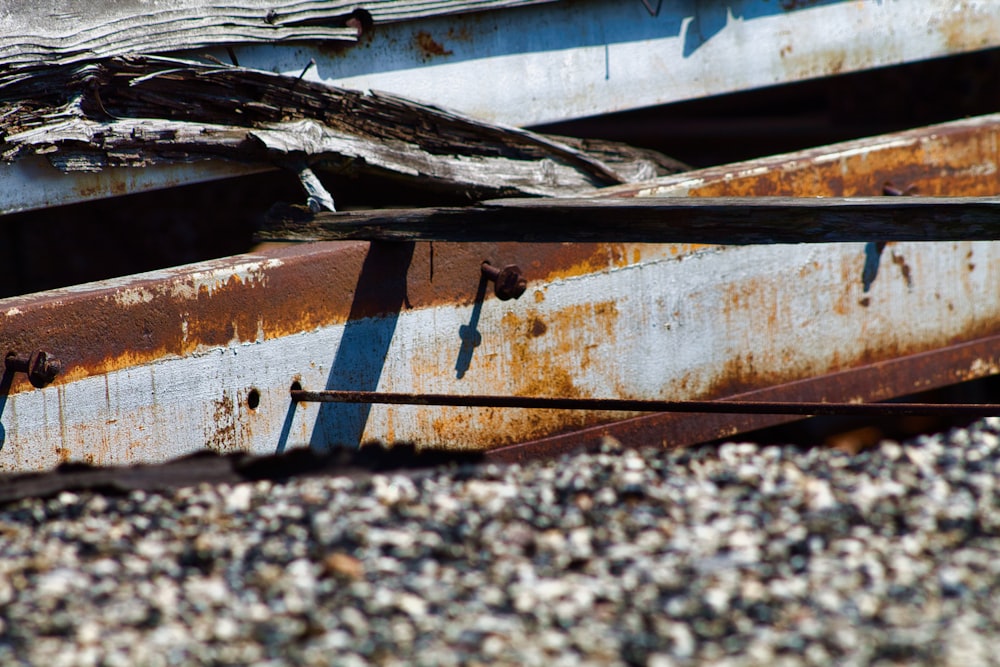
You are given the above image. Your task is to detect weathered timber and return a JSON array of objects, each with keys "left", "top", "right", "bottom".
[
  {"left": 0, "top": 0, "right": 557, "bottom": 70},
  {"left": 257, "top": 196, "right": 1000, "bottom": 244},
  {"left": 0, "top": 56, "right": 688, "bottom": 200}
]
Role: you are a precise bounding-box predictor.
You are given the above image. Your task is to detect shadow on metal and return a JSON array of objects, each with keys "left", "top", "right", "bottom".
[
  {"left": 0, "top": 369, "right": 11, "bottom": 451},
  {"left": 862, "top": 241, "right": 886, "bottom": 293},
  {"left": 275, "top": 381, "right": 302, "bottom": 455},
  {"left": 455, "top": 273, "right": 489, "bottom": 379},
  {"left": 308, "top": 242, "right": 415, "bottom": 450}
]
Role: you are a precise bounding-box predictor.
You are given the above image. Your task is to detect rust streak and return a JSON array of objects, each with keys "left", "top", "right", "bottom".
[{"left": 414, "top": 31, "right": 452, "bottom": 59}]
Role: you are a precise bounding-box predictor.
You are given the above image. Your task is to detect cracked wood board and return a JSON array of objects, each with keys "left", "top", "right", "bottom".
[{"left": 0, "top": 56, "right": 685, "bottom": 205}]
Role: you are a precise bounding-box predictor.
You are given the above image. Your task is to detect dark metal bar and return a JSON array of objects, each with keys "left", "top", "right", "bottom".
[
  {"left": 290, "top": 389, "right": 1000, "bottom": 417},
  {"left": 258, "top": 196, "right": 1000, "bottom": 244}
]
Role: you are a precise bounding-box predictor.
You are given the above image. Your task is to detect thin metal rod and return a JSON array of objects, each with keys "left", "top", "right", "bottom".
[{"left": 290, "top": 390, "right": 1000, "bottom": 417}]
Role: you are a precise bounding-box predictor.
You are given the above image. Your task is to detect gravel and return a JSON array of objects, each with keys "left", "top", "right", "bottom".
[{"left": 3, "top": 418, "right": 1000, "bottom": 665}]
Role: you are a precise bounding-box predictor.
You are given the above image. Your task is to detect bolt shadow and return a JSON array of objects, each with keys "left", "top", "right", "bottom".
[
  {"left": 862, "top": 241, "right": 887, "bottom": 292},
  {"left": 305, "top": 242, "right": 416, "bottom": 451},
  {"left": 274, "top": 382, "right": 301, "bottom": 455},
  {"left": 455, "top": 274, "right": 490, "bottom": 379},
  {"left": 0, "top": 368, "right": 11, "bottom": 451}
]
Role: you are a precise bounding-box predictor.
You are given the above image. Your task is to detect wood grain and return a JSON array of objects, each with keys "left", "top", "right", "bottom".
[
  {"left": 0, "top": 56, "right": 686, "bottom": 199},
  {"left": 257, "top": 196, "right": 1000, "bottom": 243}
]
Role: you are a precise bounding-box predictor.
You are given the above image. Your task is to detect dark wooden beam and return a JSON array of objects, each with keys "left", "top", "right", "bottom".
[{"left": 257, "top": 196, "right": 1000, "bottom": 244}]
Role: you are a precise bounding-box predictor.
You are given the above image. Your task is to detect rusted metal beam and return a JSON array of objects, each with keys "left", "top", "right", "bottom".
[{"left": 259, "top": 196, "right": 1000, "bottom": 244}]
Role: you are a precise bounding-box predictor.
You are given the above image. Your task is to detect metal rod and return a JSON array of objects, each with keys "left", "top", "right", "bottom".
[{"left": 290, "top": 390, "right": 1000, "bottom": 417}]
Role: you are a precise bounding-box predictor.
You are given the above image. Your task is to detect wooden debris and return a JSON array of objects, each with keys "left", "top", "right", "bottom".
[
  {"left": 0, "top": 56, "right": 685, "bottom": 201},
  {"left": 257, "top": 195, "right": 1000, "bottom": 244}
]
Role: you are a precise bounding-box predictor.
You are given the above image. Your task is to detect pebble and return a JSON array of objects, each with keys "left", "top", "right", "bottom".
[{"left": 3, "top": 419, "right": 1000, "bottom": 664}]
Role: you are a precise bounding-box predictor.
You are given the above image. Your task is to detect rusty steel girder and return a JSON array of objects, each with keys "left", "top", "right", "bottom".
[{"left": 2, "top": 114, "right": 1000, "bottom": 471}]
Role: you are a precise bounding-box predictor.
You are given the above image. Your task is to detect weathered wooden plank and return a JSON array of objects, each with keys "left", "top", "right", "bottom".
[
  {"left": 257, "top": 196, "right": 1000, "bottom": 244},
  {"left": 0, "top": 0, "right": 556, "bottom": 69},
  {"left": 0, "top": 57, "right": 688, "bottom": 202}
]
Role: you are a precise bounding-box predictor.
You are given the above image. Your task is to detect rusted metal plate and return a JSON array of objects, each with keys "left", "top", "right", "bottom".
[{"left": 3, "top": 114, "right": 1000, "bottom": 471}]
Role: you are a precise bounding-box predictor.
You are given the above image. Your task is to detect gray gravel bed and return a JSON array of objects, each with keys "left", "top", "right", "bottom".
[{"left": 3, "top": 419, "right": 1000, "bottom": 665}]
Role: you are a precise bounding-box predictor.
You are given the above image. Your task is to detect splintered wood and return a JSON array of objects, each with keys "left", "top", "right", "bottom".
[{"left": 0, "top": 56, "right": 684, "bottom": 200}]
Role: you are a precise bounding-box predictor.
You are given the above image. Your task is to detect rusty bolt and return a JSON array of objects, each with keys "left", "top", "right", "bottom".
[
  {"left": 481, "top": 262, "right": 527, "bottom": 301},
  {"left": 5, "top": 350, "right": 61, "bottom": 388}
]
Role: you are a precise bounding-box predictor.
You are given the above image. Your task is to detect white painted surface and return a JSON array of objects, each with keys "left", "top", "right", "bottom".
[
  {"left": 0, "top": 156, "right": 262, "bottom": 216},
  {"left": 230, "top": 0, "right": 1000, "bottom": 126}
]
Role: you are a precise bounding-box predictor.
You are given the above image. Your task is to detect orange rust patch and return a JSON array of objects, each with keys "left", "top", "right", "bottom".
[
  {"left": 410, "top": 299, "right": 627, "bottom": 448},
  {"left": 414, "top": 31, "right": 453, "bottom": 59}
]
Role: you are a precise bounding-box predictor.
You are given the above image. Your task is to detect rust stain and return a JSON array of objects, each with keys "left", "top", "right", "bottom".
[
  {"left": 418, "top": 299, "right": 624, "bottom": 448},
  {"left": 890, "top": 251, "right": 914, "bottom": 288},
  {"left": 414, "top": 31, "right": 453, "bottom": 59},
  {"left": 939, "top": 3, "right": 994, "bottom": 53},
  {"left": 528, "top": 317, "right": 547, "bottom": 338},
  {"left": 206, "top": 390, "right": 240, "bottom": 454}
]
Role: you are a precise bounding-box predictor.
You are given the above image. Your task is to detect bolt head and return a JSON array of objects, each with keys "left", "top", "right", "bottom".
[
  {"left": 27, "top": 351, "right": 60, "bottom": 388},
  {"left": 494, "top": 265, "right": 527, "bottom": 300}
]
